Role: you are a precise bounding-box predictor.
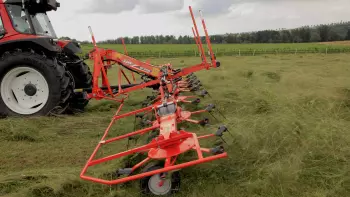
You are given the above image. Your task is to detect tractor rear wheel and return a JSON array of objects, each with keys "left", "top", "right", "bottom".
[
  {"left": 0, "top": 50, "right": 73, "bottom": 117},
  {"left": 65, "top": 60, "right": 92, "bottom": 112}
]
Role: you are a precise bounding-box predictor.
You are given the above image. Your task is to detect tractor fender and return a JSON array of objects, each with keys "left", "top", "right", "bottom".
[
  {"left": 0, "top": 37, "right": 60, "bottom": 57},
  {"left": 57, "top": 40, "right": 82, "bottom": 56}
]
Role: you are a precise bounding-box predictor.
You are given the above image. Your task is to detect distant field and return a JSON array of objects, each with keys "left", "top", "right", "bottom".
[
  {"left": 1, "top": 54, "right": 349, "bottom": 197},
  {"left": 320, "top": 40, "right": 350, "bottom": 46},
  {"left": 81, "top": 42, "right": 350, "bottom": 58}
]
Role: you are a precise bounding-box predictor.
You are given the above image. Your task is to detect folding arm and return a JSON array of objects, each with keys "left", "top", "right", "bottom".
[
  {"left": 199, "top": 10, "right": 218, "bottom": 68},
  {"left": 89, "top": 26, "right": 114, "bottom": 97},
  {"left": 189, "top": 6, "right": 208, "bottom": 65},
  {"left": 121, "top": 37, "right": 136, "bottom": 83}
]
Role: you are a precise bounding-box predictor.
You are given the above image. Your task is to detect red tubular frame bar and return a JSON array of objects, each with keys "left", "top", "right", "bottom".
[
  {"left": 192, "top": 27, "right": 204, "bottom": 62},
  {"left": 81, "top": 153, "right": 226, "bottom": 185},
  {"left": 189, "top": 6, "right": 207, "bottom": 65},
  {"left": 80, "top": 99, "right": 227, "bottom": 185},
  {"left": 199, "top": 10, "right": 217, "bottom": 67},
  {"left": 121, "top": 37, "right": 128, "bottom": 55},
  {"left": 122, "top": 37, "right": 136, "bottom": 83}
]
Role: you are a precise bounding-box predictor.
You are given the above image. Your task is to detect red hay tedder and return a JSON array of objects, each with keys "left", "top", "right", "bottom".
[{"left": 79, "top": 6, "right": 230, "bottom": 196}]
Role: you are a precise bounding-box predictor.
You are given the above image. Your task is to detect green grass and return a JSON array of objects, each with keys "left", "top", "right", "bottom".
[
  {"left": 1, "top": 54, "right": 350, "bottom": 197},
  {"left": 80, "top": 43, "right": 350, "bottom": 57}
]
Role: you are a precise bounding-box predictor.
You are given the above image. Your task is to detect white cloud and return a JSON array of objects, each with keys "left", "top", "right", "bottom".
[
  {"left": 82, "top": 0, "right": 184, "bottom": 14},
  {"left": 82, "top": 0, "right": 136, "bottom": 14},
  {"left": 137, "top": 0, "right": 184, "bottom": 14},
  {"left": 46, "top": 0, "right": 350, "bottom": 41},
  {"left": 192, "top": 0, "right": 234, "bottom": 16}
]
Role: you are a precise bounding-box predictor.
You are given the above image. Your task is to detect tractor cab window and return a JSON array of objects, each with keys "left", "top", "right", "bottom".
[
  {"left": 5, "top": 4, "right": 57, "bottom": 38},
  {"left": 6, "top": 4, "right": 31, "bottom": 34},
  {"left": 0, "top": 14, "right": 4, "bottom": 36},
  {"left": 30, "top": 13, "right": 57, "bottom": 38}
]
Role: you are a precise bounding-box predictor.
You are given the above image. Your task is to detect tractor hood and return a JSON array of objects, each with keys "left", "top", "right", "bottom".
[{"left": 3, "top": 0, "right": 60, "bottom": 13}]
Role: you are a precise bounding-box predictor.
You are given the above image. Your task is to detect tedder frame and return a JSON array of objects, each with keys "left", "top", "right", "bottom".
[{"left": 79, "top": 6, "right": 229, "bottom": 195}]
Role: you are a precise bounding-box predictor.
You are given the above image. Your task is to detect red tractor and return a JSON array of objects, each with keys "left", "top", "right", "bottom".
[{"left": 0, "top": 0, "right": 92, "bottom": 117}]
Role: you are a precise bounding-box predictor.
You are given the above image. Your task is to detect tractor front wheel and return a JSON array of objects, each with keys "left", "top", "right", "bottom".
[{"left": 0, "top": 50, "right": 73, "bottom": 117}]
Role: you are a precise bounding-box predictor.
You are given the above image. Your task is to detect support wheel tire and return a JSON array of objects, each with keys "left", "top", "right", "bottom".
[
  {"left": 0, "top": 50, "right": 73, "bottom": 117},
  {"left": 140, "top": 165, "right": 180, "bottom": 196}
]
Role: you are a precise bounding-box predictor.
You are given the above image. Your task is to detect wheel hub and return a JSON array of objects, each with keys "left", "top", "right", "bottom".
[
  {"left": 24, "top": 83, "right": 37, "bottom": 96},
  {"left": 1, "top": 67, "right": 50, "bottom": 115},
  {"left": 148, "top": 174, "right": 172, "bottom": 195}
]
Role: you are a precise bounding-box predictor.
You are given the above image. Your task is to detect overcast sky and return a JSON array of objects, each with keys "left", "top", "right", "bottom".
[{"left": 47, "top": 0, "right": 350, "bottom": 41}]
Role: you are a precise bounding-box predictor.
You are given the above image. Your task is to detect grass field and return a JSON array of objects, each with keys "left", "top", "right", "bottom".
[
  {"left": 321, "top": 41, "right": 350, "bottom": 46},
  {"left": 80, "top": 42, "right": 350, "bottom": 57},
  {"left": 0, "top": 54, "right": 350, "bottom": 197}
]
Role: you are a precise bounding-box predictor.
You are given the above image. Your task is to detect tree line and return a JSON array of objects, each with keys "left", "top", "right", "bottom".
[{"left": 63, "top": 21, "right": 350, "bottom": 44}]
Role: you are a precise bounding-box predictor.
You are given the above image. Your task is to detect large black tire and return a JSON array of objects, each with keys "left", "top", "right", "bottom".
[
  {"left": 0, "top": 49, "right": 73, "bottom": 117},
  {"left": 64, "top": 59, "right": 92, "bottom": 112}
]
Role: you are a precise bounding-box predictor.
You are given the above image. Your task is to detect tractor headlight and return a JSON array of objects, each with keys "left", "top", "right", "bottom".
[{"left": 49, "top": 38, "right": 58, "bottom": 46}]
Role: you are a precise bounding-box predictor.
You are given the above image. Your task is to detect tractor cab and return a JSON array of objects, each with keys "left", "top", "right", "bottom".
[{"left": 1, "top": 0, "right": 59, "bottom": 38}]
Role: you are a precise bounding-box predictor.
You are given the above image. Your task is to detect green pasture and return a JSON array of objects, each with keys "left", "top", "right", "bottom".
[
  {"left": 0, "top": 54, "right": 349, "bottom": 197},
  {"left": 80, "top": 43, "right": 350, "bottom": 58}
]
